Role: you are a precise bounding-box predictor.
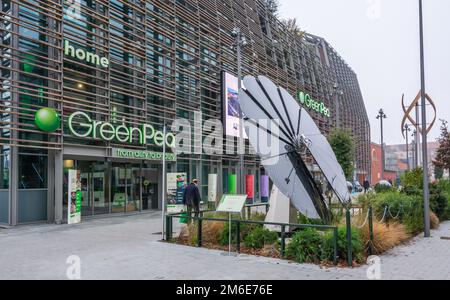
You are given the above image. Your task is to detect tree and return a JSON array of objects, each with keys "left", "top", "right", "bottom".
[
  {"left": 281, "top": 18, "right": 305, "bottom": 39},
  {"left": 328, "top": 128, "right": 355, "bottom": 179},
  {"left": 263, "top": 0, "right": 280, "bottom": 15},
  {"left": 434, "top": 120, "right": 450, "bottom": 174},
  {"left": 435, "top": 166, "right": 444, "bottom": 180}
]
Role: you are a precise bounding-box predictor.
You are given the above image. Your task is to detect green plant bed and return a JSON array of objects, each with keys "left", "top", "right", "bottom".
[
  {"left": 286, "top": 228, "right": 324, "bottom": 264},
  {"left": 243, "top": 226, "right": 278, "bottom": 249},
  {"left": 219, "top": 221, "right": 260, "bottom": 246},
  {"left": 285, "top": 226, "right": 365, "bottom": 265},
  {"left": 374, "top": 183, "right": 395, "bottom": 194},
  {"left": 370, "top": 191, "right": 424, "bottom": 234},
  {"left": 323, "top": 226, "right": 365, "bottom": 264},
  {"left": 359, "top": 189, "right": 445, "bottom": 234}
]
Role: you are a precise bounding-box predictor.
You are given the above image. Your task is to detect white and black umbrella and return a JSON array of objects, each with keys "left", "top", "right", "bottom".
[{"left": 239, "top": 75, "right": 350, "bottom": 220}]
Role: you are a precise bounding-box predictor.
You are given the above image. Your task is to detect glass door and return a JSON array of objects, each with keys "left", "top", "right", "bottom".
[
  {"left": 111, "top": 163, "right": 127, "bottom": 213},
  {"left": 127, "top": 164, "right": 141, "bottom": 212},
  {"left": 92, "top": 163, "right": 108, "bottom": 215},
  {"left": 78, "top": 161, "right": 107, "bottom": 217},
  {"left": 142, "top": 165, "right": 159, "bottom": 210},
  {"left": 79, "top": 161, "right": 93, "bottom": 217}
]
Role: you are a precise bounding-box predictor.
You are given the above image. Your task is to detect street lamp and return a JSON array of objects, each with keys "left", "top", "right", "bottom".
[
  {"left": 411, "top": 129, "right": 417, "bottom": 169},
  {"left": 231, "top": 27, "right": 250, "bottom": 195},
  {"left": 418, "top": 0, "right": 431, "bottom": 237},
  {"left": 403, "top": 124, "right": 412, "bottom": 170},
  {"left": 376, "top": 109, "right": 387, "bottom": 181}
]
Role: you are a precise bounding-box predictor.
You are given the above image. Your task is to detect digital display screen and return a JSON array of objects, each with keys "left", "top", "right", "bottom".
[{"left": 222, "top": 72, "right": 248, "bottom": 139}]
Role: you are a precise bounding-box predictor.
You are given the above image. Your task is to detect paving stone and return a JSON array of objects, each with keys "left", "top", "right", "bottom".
[{"left": 0, "top": 214, "right": 449, "bottom": 280}]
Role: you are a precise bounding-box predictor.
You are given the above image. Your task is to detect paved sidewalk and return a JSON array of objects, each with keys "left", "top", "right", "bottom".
[{"left": 0, "top": 214, "right": 449, "bottom": 280}]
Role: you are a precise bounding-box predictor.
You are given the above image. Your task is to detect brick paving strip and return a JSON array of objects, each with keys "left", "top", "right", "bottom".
[{"left": 0, "top": 214, "right": 449, "bottom": 280}]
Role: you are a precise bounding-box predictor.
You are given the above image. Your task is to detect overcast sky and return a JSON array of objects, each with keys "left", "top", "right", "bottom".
[{"left": 279, "top": 0, "right": 450, "bottom": 145}]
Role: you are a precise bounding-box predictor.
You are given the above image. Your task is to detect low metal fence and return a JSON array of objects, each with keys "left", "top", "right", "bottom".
[{"left": 165, "top": 212, "right": 339, "bottom": 265}]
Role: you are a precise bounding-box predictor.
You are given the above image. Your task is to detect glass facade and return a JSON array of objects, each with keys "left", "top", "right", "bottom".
[{"left": 0, "top": 0, "right": 370, "bottom": 226}]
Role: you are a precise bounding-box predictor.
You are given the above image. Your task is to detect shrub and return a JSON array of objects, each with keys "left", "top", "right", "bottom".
[
  {"left": 356, "top": 192, "right": 377, "bottom": 212},
  {"left": 243, "top": 227, "right": 278, "bottom": 249},
  {"left": 322, "top": 226, "right": 365, "bottom": 263},
  {"left": 429, "top": 183, "right": 448, "bottom": 220},
  {"left": 401, "top": 168, "right": 424, "bottom": 189},
  {"left": 438, "top": 179, "right": 450, "bottom": 220},
  {"left": 286, "top": 228, "right": 324, "bottom": 264},
  {"left": 219, "top": 222, "right": 259, "bottom": 246},
  {"left": 202, "top": 221, "right": 225, "bottom": 244},
  {"left": 402, "top": 185, "right": 421, "bottom": 196},
  {"left": 360, "top": 221, "right": 411, "bottom": 254},
  {"left": 374, "top": 183, "right": 394, "bottom": 194},
  {"left": 430, "top": 211, "right": 440, "bottom": 230},
  {"left": 298, "top": 213, "right": 325, "bottom": 225},
  {"left": 401, "top": 203, "right": 424, "bottom": 234},
  {"left": 370, "top": 191, "right": 426, "bottom": 234}
]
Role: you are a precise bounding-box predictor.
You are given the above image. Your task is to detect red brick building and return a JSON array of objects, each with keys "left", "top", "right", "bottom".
[{"left": 370, "top": 143, "right": 397, "bottom": 186}]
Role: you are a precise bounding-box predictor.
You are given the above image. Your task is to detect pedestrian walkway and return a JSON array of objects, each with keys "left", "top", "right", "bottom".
[{"left": 0, "top": 214, "right": 449, "bottom": 280}]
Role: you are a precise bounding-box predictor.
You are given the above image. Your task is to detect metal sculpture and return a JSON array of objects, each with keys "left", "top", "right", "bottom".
[{"left": 401, "top": 91, "right": 437, "bottom": 137}]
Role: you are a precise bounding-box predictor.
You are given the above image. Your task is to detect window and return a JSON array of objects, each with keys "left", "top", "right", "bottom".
[{"left": 18, "top": 153, "right": 47, "bottom": 189}]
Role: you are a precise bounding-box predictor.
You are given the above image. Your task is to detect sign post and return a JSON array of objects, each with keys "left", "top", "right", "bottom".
[
  {"left": 208, "top": 174, "right": 218, "bottom": 207},
  {"left": 216, "top": 194, "right": 247, "bottom": 256},
  {"left": 68, "top": 170, "right": 82, "bottom": 225}
]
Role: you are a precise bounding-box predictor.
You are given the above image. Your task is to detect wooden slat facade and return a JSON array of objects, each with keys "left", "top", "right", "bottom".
[{"left": 0, "top": 0, "right": 370, "bottom": 177}]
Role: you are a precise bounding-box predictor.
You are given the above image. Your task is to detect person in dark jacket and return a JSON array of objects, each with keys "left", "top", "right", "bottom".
[
  {"left": 183, "top": 179, "right": 201, "bottom": 221},
  {"left": 363, "top": 178, "right": 370, "bottom": 194}
]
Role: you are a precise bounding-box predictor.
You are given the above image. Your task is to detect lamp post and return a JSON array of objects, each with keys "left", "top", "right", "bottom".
[
  {"left": 231, "top": 27, "right": 249, "bottom": 195},
  {"left": 412, "top": 129, "right": 417, "bottom": 169},
  {"left": 161, "top": 124, "right": 167, "bottom": 240},
  {"left": 418, "top": 0, "right": 431, "bottom": 237},
  {"left": 403, "top": 124, "right": 411, "bottom": 170},
  {"left": 376, "top": 109, "right": 387, "bottom": 181}
]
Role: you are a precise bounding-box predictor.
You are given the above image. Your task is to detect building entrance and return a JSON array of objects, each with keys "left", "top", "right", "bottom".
[
  {"left": 63, "top": 159, "right": 162, "bottom": 222},
  {"left": 79, "top": 161, "right": 108, "bottom": 216}
]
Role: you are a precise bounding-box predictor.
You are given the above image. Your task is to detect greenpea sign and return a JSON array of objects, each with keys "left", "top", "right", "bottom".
[
  {"left": 35, "top": 108, "right": 176, "bottom": 150},
  {"left": 298, "top": 91, "right": 331, "bottom": 118},
  {"left": 68, "top": 111, "right": 175, "bottom": 148},
  {"left": 35, "top": 108, "right": 61, "bottom": 132}
]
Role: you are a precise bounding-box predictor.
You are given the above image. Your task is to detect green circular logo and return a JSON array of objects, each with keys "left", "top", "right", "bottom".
[{"left": 35, "top": 108, "right": 61, "bottom": 132}]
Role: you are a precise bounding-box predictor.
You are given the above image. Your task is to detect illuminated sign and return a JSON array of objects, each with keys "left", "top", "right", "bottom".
[
  {"left": 64, "top": 40, "right": 109, "bottom": 68},
  {"left": 298, "top": 91, "right": 331, "bottom": 118},
  {"left": 34, "top": 108, "right": 175, "bottom": 149},
  {"left": 68, "top": 111, "right": 175, "bottom": 148}
]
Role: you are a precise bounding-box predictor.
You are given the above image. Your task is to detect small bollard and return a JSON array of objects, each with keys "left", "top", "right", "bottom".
[
  {"left": 346, "top": 208, "right": 353, "bottom": 267},
  {"left": 165, "top": 215, "right": 173, "bottom": 241},
  {"left": 236, "top": 221, "right": 241, "bottom": 253},
  {"left": 197, "top": 218, "right": 203, "bottom": 247},
  {"left": 369, "top": 206, "right": 374, "bottom": 255},
  {"left": 280, "top": 225, "right": 286, "bottom": 258}
]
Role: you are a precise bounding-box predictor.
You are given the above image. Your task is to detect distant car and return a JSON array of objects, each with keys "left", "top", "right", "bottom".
[
  {"left": 354, "top": 182, "right": 363, "bottom": 193},
  {"left": 346, "top": 181, "right": 353, "bottom": 193},
  {"left": 346, "top": 181, "right": 363, "bottom": 193},
  {"left": 378, "top": 180, "right": 392, "bottom": 187}
]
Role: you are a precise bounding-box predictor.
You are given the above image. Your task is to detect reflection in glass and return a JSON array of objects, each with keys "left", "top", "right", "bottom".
[
  {"left": 128, "top": 166, "right": 141, "bottom": 212},
  {"left": 111, "top": 164, "right": 126, "bottom": 213},
  {"left": 18, "top": 153, "right": 47, "bottom": 189}
]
